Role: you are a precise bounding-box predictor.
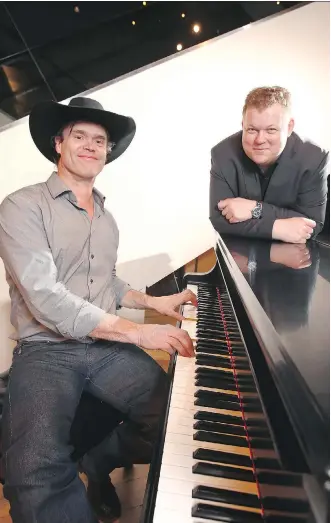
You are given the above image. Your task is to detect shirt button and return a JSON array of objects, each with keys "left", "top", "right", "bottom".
[
  {"left": 91, "top": 254, "right": 94, "bottom": 259},
  {"left": 90, "top": 279, "right": 94, "bottom": 284}
]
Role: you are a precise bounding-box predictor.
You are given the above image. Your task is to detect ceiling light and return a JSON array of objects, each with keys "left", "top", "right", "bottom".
[
  {"left": 143, "top": 1, "right": 147, "bottom": 5},
  {"left": 193, "top": 24, "right": 200, "bottom": 33},
  {"left": 277, "top": 1, "right": 280, "bottom": 4},
  {"left": 177, "top": 43, "right": 183, "bottom": 51},
  {"left": 181, "top": 13, "right": 185, "bottom": 18},
  {"left": 74, "top": 6, "right": 80, "bottom": 13},
  {"left": 132, "top": 20, "right": 136, "bottom": 25}
]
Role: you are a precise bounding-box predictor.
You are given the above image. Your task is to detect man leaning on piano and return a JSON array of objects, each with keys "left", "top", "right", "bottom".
[{"left": 209, "top": 86, "right": 329, "bottom": 244}]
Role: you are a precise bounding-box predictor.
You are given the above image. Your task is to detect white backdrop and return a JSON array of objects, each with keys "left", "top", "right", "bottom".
[{"left": 0, "top": 2, "right": 329, "bottom": 369}]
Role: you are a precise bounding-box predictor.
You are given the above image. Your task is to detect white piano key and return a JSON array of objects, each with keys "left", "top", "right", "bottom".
[
  {"left": 182, "top": 307, "right": 198, "bottom": 320},
  {"left": 162, "top": 433, "right": 249, "bottom": 456},
  {"left": 157, "top": 470, "right": 257, "bottom": 495},
  {"left": 166, "top": 424, "right": 194, "bottom": 437},
  {"left": 153, "top": 500, "right": 215, "bottom": 523},
  {"left": 158, "top": 474, "right": 220, "bottom": 495},
  {"left": 161, "top": 451, "right": 196, "bottom": 469},
  {"left": 166, "top": 410, "right": 193, "bottom": 427},
  {"left": 180, "top": 319, "right": 198, "bottom": 340},
  {"left": 153, "top": 492, "right": 218, "bottom": 523}
]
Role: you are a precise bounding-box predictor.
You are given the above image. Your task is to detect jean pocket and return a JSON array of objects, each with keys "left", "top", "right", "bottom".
[{"left": 13, "top": 340, "right": 50, "bottom": 358}]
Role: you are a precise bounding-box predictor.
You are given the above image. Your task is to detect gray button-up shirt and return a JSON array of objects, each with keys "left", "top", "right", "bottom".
[{"left": 0, "top": 172, "right": 131, "bottom": 343}]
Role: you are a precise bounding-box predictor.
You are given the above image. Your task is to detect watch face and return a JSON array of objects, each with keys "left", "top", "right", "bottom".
[{"left": 252, "top": 205, "right": 262, "bottom": 218}]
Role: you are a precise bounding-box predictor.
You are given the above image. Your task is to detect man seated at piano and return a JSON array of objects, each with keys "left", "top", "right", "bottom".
[
  {"left": 0, "top": 97, "right": 197, "bottom": 523},
  {"left": 209, "top": 86, "right": 329, "bottom": 243}
]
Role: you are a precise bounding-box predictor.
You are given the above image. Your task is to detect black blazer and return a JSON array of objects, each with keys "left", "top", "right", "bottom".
[{"left": 209, "top": 131, "right": 329, "bottom": 239}]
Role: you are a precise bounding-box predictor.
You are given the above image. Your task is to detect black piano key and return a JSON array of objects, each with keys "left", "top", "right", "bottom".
[
  {"left": 196, "top": 347, "right": 246, "bottom": 358},
  {"left": 194, "top": 398, "right": 259, "bottom": 412},
  {"left": 197, "top": 321, "right": 239, "bottom": 330},
  {"left": 194, "top": 462, "right": 301, "bottom": 488},
  {"left": 196, "top": 307, "right": 221, "bottom": 313},
  {"left": 196, "top": 367, "right": 255, "bottom": 385},
  {"left": 195, "top": 390, "right": 261, "bottom": 406},
  {"left": 195, "top": 366, "right": 254, "bottom": 380},
  {"left": 197, "top": 341, "right": 244, "bottom": 351},
  {"left": 196, "top": 355, "right": 242, "bottom": 370},
  {"left": 197, "top": 330, "right": 243, "bottom": 341},
  {"left": 195, "top": 377, "right": 257, "bottom": 393},
  {"left": 194, "top": 420, "right": 269, "bottom": 438},
  {"left": 197, "top": 311, "right": 234, "bottom": 318},
  {"left": 198, "top": 329, "right": 241, "bottom": 338},
  {"left": 198, "top": 322, "right": 240, "bottom": 330},
  {"left": 192, "top": 502, "right": 262, "bottom": 522},
  {"left": 196, "top": 355, "right": 233, "bottom": 368},
  {"left": 193, "top": 448, "right": 281, "bottom": 470},
  {"left": 197, "top": 348, "right": 247, "bottom": 359},
  {"left": 196, "top": 311, "right": 222, "bottom": 317},
  {"left": 197, "top": 331, "right": 244, "bottom": 341},
  {"left": 196, "top": 355, "right": 250, "bottom": 370},
  {"left": 195, "top": 397, "right": 261, "bottom": 412},
  {"left": 193, "top": 461, "right": 254, "bottom": 482},
  {"left": 198, "top": 299, "right": 231, "bottom": 307},
  {"left": 201, "top": 321, "right": 237, "bottom": 328},
  {"left": 194, "top": 420, "right": 246, "bottom": 436},
  {"left": 192, "top": 485, "right": 260, "bottom": 507},
  {"left": 194, "top": 373, "right": 246, "bottom": 388},
  {"left": 193, "top": 448, "right": 252, "bottom": 467},
  {"left": 193, "top": 486, "right": 309, "bottom": 513},
  {"left": 195, "top": 348, "right": 249, "bottom": 365},
  {"left": 197, "top": 340, "right": 245, "bottom": 351},
  {"left": 194, "top": 411, "right": 267, "bottom": 428},
  {"left": 197, "top": 338, "right": 244, "bottom": 348},
  {"left": 194, "top": 431, "right": 273, "bottom": 449}
]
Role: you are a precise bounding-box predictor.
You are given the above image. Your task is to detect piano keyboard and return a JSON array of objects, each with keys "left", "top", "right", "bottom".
[{"left": 151, "top": 282, "right": 309, "bottom": 523}]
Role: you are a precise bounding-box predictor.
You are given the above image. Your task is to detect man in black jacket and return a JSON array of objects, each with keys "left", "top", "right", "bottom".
[{"left": 209, "top": 86, "right": 329, "bottom": 243}]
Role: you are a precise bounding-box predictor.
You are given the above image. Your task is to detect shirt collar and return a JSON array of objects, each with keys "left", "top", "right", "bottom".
[{"left": 46, "top": 171, "right": 106, "bottom": 212}]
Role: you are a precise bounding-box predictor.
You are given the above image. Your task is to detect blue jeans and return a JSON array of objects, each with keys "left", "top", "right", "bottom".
[{"left": 2, "top": 339, "right": 169, "bottom": 523}]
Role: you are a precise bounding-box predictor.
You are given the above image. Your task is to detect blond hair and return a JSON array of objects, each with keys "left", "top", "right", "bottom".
[{"left": 243, "top": 86, "right": 292, "bottom": 115}]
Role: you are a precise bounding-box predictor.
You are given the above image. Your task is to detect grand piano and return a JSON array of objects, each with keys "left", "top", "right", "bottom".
[
  {"left": 0, "top": 234, "right": 329, "bottom": 523},
  {"left": 140, "top": 232, "right": 330, "bottom": 523}
]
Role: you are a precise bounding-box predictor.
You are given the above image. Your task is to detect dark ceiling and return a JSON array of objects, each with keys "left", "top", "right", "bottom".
[{"left": 0, "top": 1, "right": 302, "bottom": 126}]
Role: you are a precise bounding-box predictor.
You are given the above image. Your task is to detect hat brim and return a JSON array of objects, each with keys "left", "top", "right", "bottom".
[{"left": 29, "top": 101, "right": 136, "bottom": 164}]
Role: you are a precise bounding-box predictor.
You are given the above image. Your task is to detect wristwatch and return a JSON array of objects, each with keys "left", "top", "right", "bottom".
[{"left": 251, "top": 201, "right": 263, "bottom": 219}]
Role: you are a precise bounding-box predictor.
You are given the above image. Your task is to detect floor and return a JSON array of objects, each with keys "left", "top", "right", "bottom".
[{"left": 0, "top": 248, "right": 216, "bottom": 522}]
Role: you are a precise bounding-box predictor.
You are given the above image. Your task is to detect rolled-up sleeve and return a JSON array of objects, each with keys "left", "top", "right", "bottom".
[
  {"left": 0, "top": 195, "right": 107, "bottom": 339},
  {"left": 112, "top": 268, "right": 131, "bottom": 308}
]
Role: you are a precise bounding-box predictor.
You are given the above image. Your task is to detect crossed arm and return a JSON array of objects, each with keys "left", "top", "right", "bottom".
[{"left": 209, "top": 153, "right": 329, "bottom": 240}]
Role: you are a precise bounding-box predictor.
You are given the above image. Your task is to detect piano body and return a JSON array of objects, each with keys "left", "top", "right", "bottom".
[{"left": 140, "top": 233, "right": 330, "bottom": 523}]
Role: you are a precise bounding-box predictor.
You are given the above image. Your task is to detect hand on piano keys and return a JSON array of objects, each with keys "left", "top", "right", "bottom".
[
  {"left": 136, "top": 323, "right": 195, "bottom": 357},
  {"left": 135, "top": 288, "right": 198, "bottom": 357},
  {"left": 148, "top": 289, "right": 198, "bottom": 322}
]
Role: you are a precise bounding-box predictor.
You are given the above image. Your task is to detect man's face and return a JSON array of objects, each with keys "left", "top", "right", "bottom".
[
  {"left": 55, "top": 121, "right": 108, "bottom": 179},
  {"left": 242, "top": 104, "right": 294, "bottom": 167}
]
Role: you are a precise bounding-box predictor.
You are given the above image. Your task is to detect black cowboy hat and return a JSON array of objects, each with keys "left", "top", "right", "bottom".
[{"left": 29, "top": 96, "right": 136, "bottom": 164}]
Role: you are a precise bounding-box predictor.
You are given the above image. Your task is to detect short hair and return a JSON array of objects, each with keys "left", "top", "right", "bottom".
[
  {"left": 242, "top": 86, "right": 292, "bottom": 115},
  {"left": 51, "top": 121, "right": 114, "bottom": 165}
]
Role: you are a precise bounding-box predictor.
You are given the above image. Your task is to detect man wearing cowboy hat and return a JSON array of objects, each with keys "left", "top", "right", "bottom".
[{"left": 0, "top": 97, "right": 196, "bottom": 523}]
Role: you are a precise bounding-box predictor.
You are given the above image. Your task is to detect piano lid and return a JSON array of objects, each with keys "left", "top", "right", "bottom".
[{"left": 217, "top": 234, "right": 330, "bottom": 479}]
